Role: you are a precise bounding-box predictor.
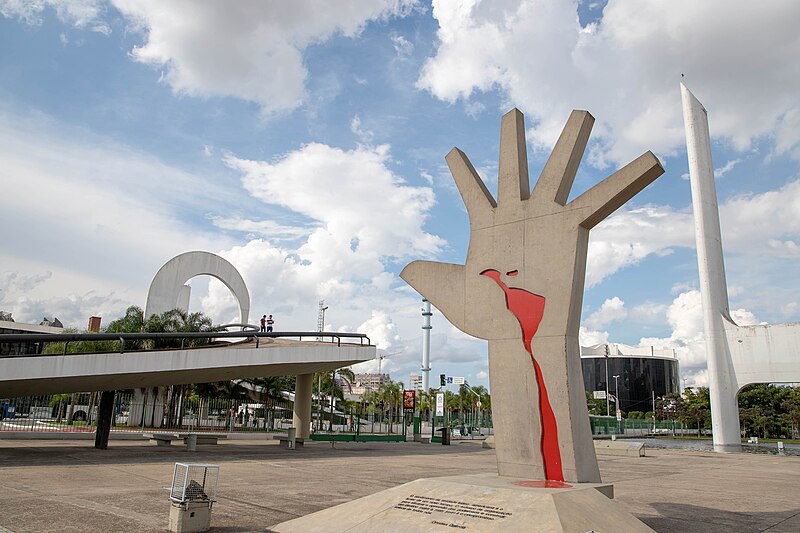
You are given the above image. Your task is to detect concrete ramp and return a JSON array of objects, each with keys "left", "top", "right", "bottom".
[{"left": 0, "top": 338, "right": 374, "bottom": 396}]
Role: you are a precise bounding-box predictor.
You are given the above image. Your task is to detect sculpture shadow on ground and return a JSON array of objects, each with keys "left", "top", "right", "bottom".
[{"left": 646, "top": 501, "right": 800, "bottom": 533}]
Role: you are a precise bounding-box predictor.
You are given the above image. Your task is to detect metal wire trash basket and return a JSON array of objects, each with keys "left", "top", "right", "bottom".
[{"left": 170, "top": 463, "right": 219, "bottom": 506}]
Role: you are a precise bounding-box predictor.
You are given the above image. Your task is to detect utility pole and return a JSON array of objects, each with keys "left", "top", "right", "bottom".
[
  {"left": 652, "top": 390, "right": 656, "bottom": 432},
  {"left": 317, "top": 300, "right": 328, "bottom": 430},
  {"left": 421, "top": 298, "right": 432, "bottom": 391},
  {"left": 604, "top": 344, "right": 611, "bottom": 416},
  {"left": 317, "top": 300, "right": 328, "bottom": 341}
]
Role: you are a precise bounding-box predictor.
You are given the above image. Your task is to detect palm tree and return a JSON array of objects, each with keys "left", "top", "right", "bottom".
[
  {"left": 470, "top": 384, "right": 490, "bottom": 428},
  {"left": 246, "top": 376, "right": 295, "bottom": 429},
  {"left": 375, "top": 380, "right": 403, "bottom": 433}
]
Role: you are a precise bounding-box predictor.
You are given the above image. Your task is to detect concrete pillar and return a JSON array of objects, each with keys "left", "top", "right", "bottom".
[
  {"left": 293, "top": 373, "right": 313, "bottom": 439},
  {"left": 681, "top": 83, "right": 741, "bottom": 452},
  {"left": 128, "top": 388, "right": 146, "bottom": 427},
  {"left": 128, "top": 387, "right": 165, "bottom": 428}
]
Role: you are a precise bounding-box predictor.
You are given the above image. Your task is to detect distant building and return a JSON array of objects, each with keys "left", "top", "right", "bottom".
[
  {"left": 351, "top": 373, "right": 390, "bottom": 395},
  {"left": 39, "top": 317, "right": 63, "bottom": 328},
  {"left": 1, "top": 318, "right": 63, "bottom": 357},
  {"left": 580, "top": 343, "right": 680, "bottom": 414},
  {"left": 88, "top": 316, "right": 102, "bottom": 332}
]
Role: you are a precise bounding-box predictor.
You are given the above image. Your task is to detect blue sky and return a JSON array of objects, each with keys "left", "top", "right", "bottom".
[{"left": 1, "top": 1, "right": 799, "bottom": 390}]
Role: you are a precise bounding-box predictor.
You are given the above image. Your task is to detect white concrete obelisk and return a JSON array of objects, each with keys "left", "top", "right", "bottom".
[{"left": 680, "top": 83, "right": 741, "bottom": 452}]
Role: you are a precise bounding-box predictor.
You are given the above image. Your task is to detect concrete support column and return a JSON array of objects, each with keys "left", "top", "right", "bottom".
[
  {"left": 293, "top": 373, "right": 313, "bottom": 439},
  {"left": 128, "top": 387, "right": 165, "bottom": 428},
  {"left": 681, "top": 83, "right": 741, "bottom": 452}
]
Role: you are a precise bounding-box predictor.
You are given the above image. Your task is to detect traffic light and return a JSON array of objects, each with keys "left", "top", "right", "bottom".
[{"left": 440, "top": 374, "right": 446, "bottom": 386}]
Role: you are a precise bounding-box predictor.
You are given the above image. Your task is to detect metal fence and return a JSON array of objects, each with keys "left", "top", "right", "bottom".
[
  {"left": 0, "top": 392, "right": 498, "bottom": 437},
  {"left": 4, "top": 394, "right": 684, "bottom": 438},
  {"left": 589, "top": 415, "right": 686, "bottom": 436},
  {"left": 0, "top": 392, "right": 296, "bottom": 434}
]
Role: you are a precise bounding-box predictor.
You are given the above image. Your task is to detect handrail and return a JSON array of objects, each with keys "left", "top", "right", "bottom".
[{"left": 0, "top": 330, "right": 372, "bottom": 356}]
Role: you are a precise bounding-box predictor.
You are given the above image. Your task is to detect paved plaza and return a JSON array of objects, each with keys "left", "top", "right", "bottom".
[{"left": 0, "top": 437, "right": 798, "bottom": 532}]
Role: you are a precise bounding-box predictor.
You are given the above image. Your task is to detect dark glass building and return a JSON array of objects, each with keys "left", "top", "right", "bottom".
[{"left": 581, "top": 343, "right": 679, "bottom": 414}]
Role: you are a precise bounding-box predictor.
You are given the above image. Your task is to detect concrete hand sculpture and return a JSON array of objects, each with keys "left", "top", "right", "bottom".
[{"left": 401, "top": 109, "right": 663, "bottom": 482}]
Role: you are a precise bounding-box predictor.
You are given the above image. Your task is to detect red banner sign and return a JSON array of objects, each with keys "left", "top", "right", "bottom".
[{"left": 403, "top": 390, "right": 415, "bottom": 410}]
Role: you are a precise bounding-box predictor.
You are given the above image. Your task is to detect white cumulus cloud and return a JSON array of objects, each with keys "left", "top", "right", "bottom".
[
  {"left": 418, "top": 0, "right": 800, "bottom": 165},
  {"left": 112, "top": 0, "right": 418, "bottom": 114},
  {"left": 584, "top": 296, "right": 627, "bottom": 330},
  {"left": 0, "top": 0, "right": 110, "bottom": 34}
]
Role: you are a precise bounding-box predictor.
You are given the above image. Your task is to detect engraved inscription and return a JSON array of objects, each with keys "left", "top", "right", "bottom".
[{"left": 395, "top": 495, "right": 512, "bottom": 521}]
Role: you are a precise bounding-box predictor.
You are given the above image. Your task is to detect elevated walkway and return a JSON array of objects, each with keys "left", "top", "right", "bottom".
[{"left": 0, "top": 332, "right": 374, "bottom": 397}]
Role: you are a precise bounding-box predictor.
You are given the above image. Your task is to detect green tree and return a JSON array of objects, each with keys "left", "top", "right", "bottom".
[
  {"left": 738, "top": 384, "right": 799, "bottom": 438},
  {"left": 682, "top": 387, "right": 711, "bottom": 437}
]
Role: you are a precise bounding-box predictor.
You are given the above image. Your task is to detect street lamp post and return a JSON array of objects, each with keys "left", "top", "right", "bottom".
[
  {"left": 604, "top": 344, "right": 611, "bottom": 416},
  {"left": 329, "top": 369, "right": 335, "bottom": 431},
  {"left": 613, "top": 374, "right": 621, "bottom": 435}
]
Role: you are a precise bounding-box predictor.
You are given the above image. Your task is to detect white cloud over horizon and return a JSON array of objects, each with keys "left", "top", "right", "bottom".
[{"left": 418, "top": 0, "right": 800, "bottom": 166}]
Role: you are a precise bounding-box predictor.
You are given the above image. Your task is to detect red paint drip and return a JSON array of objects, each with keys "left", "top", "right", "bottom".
[
  {"left": 481, "top": 269, "right": 564, "bottom": 482},
  {"left": 513, "top": 480, "right": 573, "bottom": 489}
]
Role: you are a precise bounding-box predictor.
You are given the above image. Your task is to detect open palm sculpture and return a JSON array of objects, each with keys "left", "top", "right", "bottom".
[{"left": 401, "top": 109, "right": 663, "bottom": 483}]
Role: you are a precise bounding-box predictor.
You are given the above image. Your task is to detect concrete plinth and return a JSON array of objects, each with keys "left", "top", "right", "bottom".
[
  {"left": 268, "top": 473, "right": 653, "bottom": 532},
  {"left": 168, "top": 501, "right": 211, "bottom": 533}
]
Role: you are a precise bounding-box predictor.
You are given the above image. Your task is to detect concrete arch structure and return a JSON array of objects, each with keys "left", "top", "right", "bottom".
[{"left": 144, "top": 251, "right": 250, "bottom": 325}]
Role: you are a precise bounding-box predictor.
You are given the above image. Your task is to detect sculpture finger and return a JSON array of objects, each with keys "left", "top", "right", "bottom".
[
  {"left": 570, "top": 151, "right": 664, "bottom": 229},
  {"left": 498, "top": 108, "right": 531, "bottom": 205},
  {"left": 400, "top": 260, "right": 466, "bottom": 327},
  {"left": 532, "top": 110, "right": 594, "bottom": 206},
  {"left": 446, "top": 148, "right": 496, "bottom": 229}
]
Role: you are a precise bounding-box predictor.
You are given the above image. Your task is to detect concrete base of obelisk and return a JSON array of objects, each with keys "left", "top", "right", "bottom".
[{"left": 267, "top": 472, "right": 653, "bottom": 532}]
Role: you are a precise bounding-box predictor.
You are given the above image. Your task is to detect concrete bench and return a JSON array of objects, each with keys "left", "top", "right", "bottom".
[
  {"left": 594, "top": 440, "right": 646, "bottom": 457},
  {"left": 143, "top": 433, "right": 227, "bottom": 447},
  {"left": 143, "top": 432, "right": 184, "bottom": 446},
  {"left": 183, "top": 434, "right": 226, "bottom": 445},
  {"left": 273, "top": 435, "right": 306, "bottom": 448}
]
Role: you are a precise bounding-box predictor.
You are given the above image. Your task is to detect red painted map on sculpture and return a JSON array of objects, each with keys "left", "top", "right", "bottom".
[{"left": 481, "top": 269, "right": 564, "bottom": 482}]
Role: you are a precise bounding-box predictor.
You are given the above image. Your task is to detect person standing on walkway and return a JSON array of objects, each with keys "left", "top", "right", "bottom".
[
  {"left": 266, "top": 314, "right": 274, "bottom": 332},
  {"left": 260, "top": 315, "right": 267, "bottom": 332}
]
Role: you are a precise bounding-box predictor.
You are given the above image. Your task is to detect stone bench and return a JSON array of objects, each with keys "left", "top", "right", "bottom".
[
  {"left": 594, "top": 440, "right": 646, "bottom": 457},
  {"left": 183, "top": 434, "right": 226, "bottom": 445},
  {"left": 273, "top": 435, "right": 306, "bottom": 448},
  {"left": 143, "top": 433, "right": 227, "bottom": 447}
]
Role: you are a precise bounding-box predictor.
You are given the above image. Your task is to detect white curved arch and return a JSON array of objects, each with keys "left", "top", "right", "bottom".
[{"left": 144, "top": 251, "right": 251, "bottom": 325}]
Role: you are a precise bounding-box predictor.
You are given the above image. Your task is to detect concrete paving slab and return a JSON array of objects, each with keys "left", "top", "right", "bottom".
[{"left": 0, "top": 439, "right": 798, "bottom": 532}]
